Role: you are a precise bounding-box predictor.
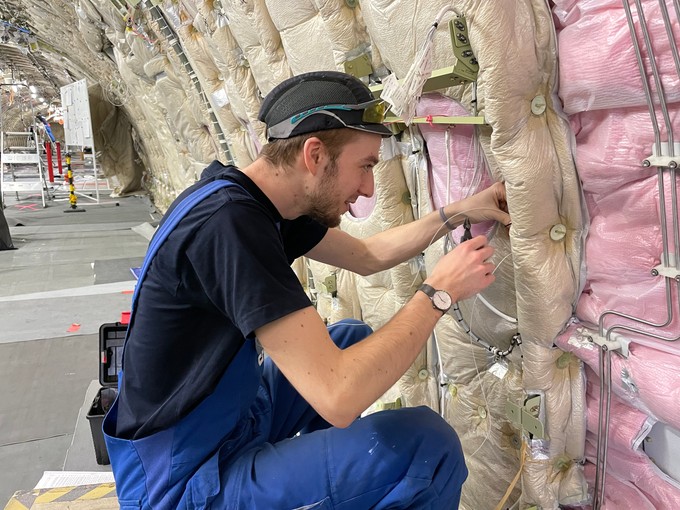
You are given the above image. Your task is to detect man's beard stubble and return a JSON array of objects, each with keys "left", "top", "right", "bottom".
[{"left": 306, "top": 159, "right": 342, "bottom": 228}]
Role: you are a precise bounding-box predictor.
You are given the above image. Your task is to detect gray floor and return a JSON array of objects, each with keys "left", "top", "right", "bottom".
[{"left": 0, "top": 192, "right": 158, "bottom": 504}]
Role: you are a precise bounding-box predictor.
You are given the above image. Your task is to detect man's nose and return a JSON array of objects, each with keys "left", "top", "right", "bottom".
[{"left": 359, "top": 170, "right": 375, "bottom": 198}]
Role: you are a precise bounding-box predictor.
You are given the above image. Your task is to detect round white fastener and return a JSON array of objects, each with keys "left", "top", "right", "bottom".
[
  {"left": 418, "top": 369, "right": 429, "bottom": 381},
  {"left": 550, "top": 224, "right": 567, "bottom": 241},
  {"left": 531, "top": 95, "right": 547, "bottom": 115},
  {"left": 478, "top": 406, "right": 487, "bottom": 419}
]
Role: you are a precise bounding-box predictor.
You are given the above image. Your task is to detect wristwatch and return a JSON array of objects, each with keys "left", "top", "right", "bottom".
[{"left": 417, "top": 283, "right": 452, "bottom": 314}]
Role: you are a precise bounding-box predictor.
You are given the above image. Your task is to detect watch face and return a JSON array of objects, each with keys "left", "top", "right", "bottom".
[{"left": 433, "top": 290, "right": 452, "bottom": 311}]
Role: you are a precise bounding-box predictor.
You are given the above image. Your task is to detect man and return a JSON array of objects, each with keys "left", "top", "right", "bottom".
[{"left": 104, "top": 71, "right": 511, "bottom": 509}]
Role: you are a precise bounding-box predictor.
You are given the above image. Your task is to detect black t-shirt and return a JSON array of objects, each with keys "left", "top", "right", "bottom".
[{"left": 115, "top": 162, "right": 328, "bottom": 440}]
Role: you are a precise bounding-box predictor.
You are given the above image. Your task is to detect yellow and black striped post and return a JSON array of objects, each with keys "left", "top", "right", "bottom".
[{"left": 63, "top": 152, "right": 85, "bottom": 213}]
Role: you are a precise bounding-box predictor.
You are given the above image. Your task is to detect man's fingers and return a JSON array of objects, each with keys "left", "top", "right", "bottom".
[{"left": 467, "top": 234, "right": 488, "bottom": 249}]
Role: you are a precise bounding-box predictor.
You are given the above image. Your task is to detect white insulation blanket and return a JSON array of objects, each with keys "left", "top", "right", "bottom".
[{"left": 359, "top": 0, "right": 587, "bottom": 507}]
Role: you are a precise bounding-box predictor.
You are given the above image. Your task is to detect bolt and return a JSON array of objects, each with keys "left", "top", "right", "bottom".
[
  {"left": 470, "top": 58, "right": 478, "bottom": 66},
  {"left": 670, "top": 161, "right": 678, "bottom": 169},
  {"left": 651, "top": 269, "right": 659, "bottom": 276},
  {"left": 457, "top": 33, "right": 468, "bottom": 44},
  {"left": 454, "top": 20, "right": 465, "bottom": 31},
  {"left": 675, "top": 275, "right": 680, "bottom": 282},
  {"left": 643, "top": 160, "right": 651, "bottom": 167}
]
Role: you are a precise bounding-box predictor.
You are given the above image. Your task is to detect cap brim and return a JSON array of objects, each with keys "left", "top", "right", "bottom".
[{"left": 346, "top": 123, "right": 394, "bottom": 137}]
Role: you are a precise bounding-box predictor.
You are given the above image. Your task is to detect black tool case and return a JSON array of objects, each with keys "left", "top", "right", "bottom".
[{"left": 86, "top": 321, "right": 127, "bottom": 465}]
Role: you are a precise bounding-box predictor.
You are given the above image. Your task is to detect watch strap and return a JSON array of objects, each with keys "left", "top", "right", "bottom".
[{"left": 418, "top": 283, "right": 436, "bottom": 299}]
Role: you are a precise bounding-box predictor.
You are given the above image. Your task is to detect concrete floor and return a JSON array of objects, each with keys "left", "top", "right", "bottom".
[{"left": 0, "top": 191, "right": 158, "bottom": 504}]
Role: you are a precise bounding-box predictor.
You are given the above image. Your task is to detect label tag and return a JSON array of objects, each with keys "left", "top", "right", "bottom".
[
  {"left": 489, "top": 360, "right": 509, "bottom": 379},
  {"left": 331, "top": 296, "right": 340, "bottom": 311},
  {"left": 380, "top": 74, "right": 408, "bottom": 118}
]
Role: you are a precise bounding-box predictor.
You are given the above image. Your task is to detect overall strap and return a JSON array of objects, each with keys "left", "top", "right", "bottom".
[{"left": 131, "top": 179, "right": 245, "bottom": 312}]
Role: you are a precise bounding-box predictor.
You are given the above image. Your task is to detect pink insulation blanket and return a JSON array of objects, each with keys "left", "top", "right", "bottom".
[
  {"left": 559, "top": 367, "right": 680, "bottom": 508},
  {"left": 415, "top": 93, "right": 495, "bottom": 240},
  {"left": 556, "top": 326, "right": 680, "bottom": 438},
  {"left": 553, "top": 0, "right": 680, "bottom": 506},
  {"left": 348, "top": 193, "right": 377, "bottom": 219},
  {"left": 554, "top": 0, "right": 680, "bottom": 114},
  {"left": 582, "top": 383, "right": 680, "bottom": 509}
]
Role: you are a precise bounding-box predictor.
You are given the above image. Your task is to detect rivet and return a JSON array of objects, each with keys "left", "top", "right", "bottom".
[
  {"left": 550, "top": 223, "right": 567, "bottom": 241},
  {"left": 556, "top": 352, "right": 573, "bottom": 369},
  {"left": 531, "top": 95, "right": 547, "bottom": 115}
]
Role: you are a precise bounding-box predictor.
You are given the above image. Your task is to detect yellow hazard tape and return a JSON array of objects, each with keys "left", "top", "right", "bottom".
[
  {"left": 3, "top": 498, "right": 30, "bottom": 510},
  {"left": 77, "top": 484, "right": 116, "bottom": 501},
  {"left": 3, "top": 483, "right": 117, "bottom": 510},
  {"left": 34, "top": 487, "right": 72, "bottom": 504}
]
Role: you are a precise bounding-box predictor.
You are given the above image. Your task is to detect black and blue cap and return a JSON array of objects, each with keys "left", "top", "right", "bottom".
[{"left": 258, "top": 71, "right": 392, "bottom": 141}]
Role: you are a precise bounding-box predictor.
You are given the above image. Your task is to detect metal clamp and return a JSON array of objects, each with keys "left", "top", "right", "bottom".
[
  {"left": 652, "top": 253, "right": 680, "bottom": 281},
  {"left": 506, "top": 394, "right": 546, "bottom": 439}
]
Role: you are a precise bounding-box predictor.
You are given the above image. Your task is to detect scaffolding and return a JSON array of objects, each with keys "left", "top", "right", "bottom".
[{"left": 0, "top": 85, "right": 51, "bottom": 208}]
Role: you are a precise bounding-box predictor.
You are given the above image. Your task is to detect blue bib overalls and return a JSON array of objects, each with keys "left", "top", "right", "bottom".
[{"left": 103, "top": 179, "right": 468, "bottom": 509}]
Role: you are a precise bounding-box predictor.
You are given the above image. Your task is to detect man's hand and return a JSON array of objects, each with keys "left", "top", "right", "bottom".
[
  {"left": 426, "top": 235, "right": 496, "bottom": 302},
  {"left": 450, "top": 182, "right": 511, "bottom": 226}
]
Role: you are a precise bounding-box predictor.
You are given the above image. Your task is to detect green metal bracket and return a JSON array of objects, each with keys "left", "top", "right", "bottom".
[
  {"left": 383, "top": 114, "right": 485, "bottom": 125},
  {"left": 376, "top": 397, "right": 402, "bottom": 411},
  {"left": 108, "top": 0, "right": 129, "bottom": 17},
  {"left": 366, "top": 15, "right": 485, "bottom": 127},
  {"left": 321, "top": 274, "right": 338, "bottom": 295},
  {"left": 368, "top": 17, "right": 479, "bottom": 97},
  {"left": 448, "top": 16, "right": 479, "bottom": 83},
  {"left": 344, "top": 53, "right": 373, "bottom": 79},
  {"left": 369, "top": 64, "right": 479, "bottom": 98},
  {"left": 506, "top": 395, "right": 546, "bottom": 439}
]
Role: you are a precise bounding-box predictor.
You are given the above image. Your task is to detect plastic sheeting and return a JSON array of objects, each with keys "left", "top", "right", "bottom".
[
  {"left": 554, "top": 0, "right": 680, "bottom": 505},
  {"left": 265, "top": 0, "right": 369, "bottom": 75},
  {"left": 572, "top": 107, "right": 680, "bottom": 343},
  {"left": 556, "top": 326, "right": 680, "bottom": 437},
  {"left": 220, "top": 0, "right": 291, "bottom": 95},
  {"left": 376, "top": 1, "right": 587, "bottom": 507},
  {"left": 554, "top": 0, "right": 680, "bottom": 114},
  {"left": 577, "top": 372, "right": 680, "bottom": 509}
]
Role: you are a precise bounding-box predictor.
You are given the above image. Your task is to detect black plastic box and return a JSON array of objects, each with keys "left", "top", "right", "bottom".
[{"left": 86, "top": 321, "right": 127, "bottom": 465}]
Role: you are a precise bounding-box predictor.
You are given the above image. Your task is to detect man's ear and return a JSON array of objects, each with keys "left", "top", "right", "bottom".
[{"left": 302, "top": 136, "right": 327, "bottom": 176}]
